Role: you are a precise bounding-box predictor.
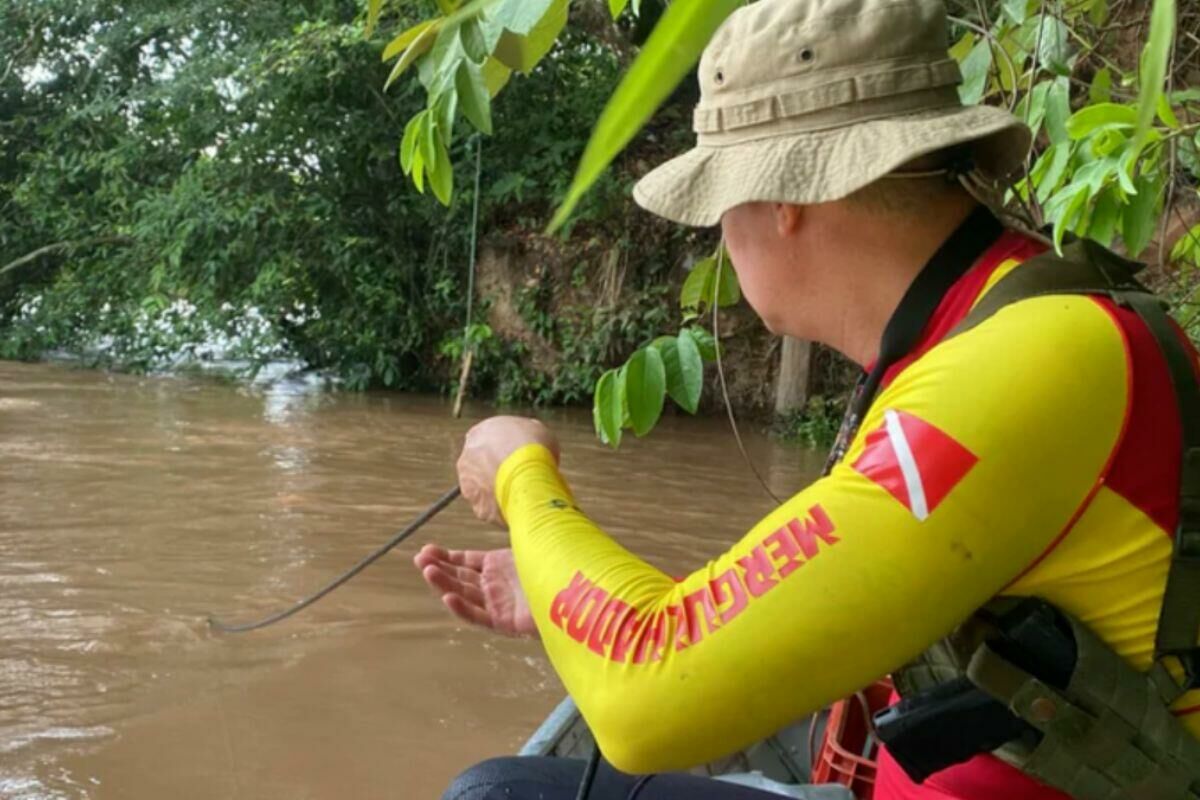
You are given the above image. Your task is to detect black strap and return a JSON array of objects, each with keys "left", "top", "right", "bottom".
[
  {"left": 1121, "top": 292, "right": 1200, "bottom": 694},
  {"left": 824, "top": 205, "right": 1004, "bottom": 472},
  {"left": 949, "top": 238, "right": 1147, "bottom": 338}
]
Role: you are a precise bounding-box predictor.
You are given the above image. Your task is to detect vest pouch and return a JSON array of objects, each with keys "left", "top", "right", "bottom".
[
  {"left": 873, "top": 676, "right": 1038, "bottom": 782},
  {"left": 965, "top": 609, "right": 1200, "bottom": 800},
  {"left": 879, "top": 598, "right": 1072, "bottom": 783}
]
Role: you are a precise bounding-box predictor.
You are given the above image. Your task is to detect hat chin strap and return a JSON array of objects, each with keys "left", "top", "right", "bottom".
[{"left": 880, "top": 161, "right": 1052, "bottom": 249}]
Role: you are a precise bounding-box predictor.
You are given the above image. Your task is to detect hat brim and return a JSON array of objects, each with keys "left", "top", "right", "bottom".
[{"left": 633, "top": 105, "right": 1031, "bottom": 227}]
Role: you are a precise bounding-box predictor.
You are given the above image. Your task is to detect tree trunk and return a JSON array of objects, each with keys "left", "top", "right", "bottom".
[{"left": 774, "top": 336, "right": 812, "bottom": 415}]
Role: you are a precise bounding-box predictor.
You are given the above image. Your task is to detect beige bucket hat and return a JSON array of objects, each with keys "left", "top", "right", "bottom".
[{"left": 633, "top": 0, "right": 1032, "bottom": 227}]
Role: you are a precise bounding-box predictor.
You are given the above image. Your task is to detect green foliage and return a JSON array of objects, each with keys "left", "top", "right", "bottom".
[
  {"left": 1135, "top": 0, "right": 1177, "bottom": 148},
  {"left": 547, "top": 0, "right": 742, "bottom": 230},
  {"left": 771, "top": 397, "right": 845, "bottom": 450},
  {"left": 1, "top": 1, "right": 644, "bottom": 397},
  {"left": 376, "top": 0, "right": 571, "bottom": 205},
  {"left": 655, "top": 329, "right": 703, "bottom": 413},
  {"left": 590, "top": 244, "right": 737, "bottom": 448},
  {"left": 679, "top": 249, "right": 740, "bottom": 320},
  {"left": 623, "top": 346, "right": 666, "bottom": 435},
  {"left": 593, "top": 367, "right": 624, "bottom": 446},
  {"left": 949, "top": 0, "right": 1194, "bottom": 256}
]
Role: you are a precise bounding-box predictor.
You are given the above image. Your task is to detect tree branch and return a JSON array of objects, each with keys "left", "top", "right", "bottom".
[{"left": 0, "top": 235, "right": 135, "bottom": 278}]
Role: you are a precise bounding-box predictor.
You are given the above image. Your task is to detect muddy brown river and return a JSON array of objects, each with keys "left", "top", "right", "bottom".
[{"left": 0, "top": 359, "right": 824, "bottom": 799}]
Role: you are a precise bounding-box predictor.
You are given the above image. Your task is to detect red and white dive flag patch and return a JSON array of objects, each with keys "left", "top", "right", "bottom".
[{"left": 851, "top": 409, "right": 978, "bottom": 521}]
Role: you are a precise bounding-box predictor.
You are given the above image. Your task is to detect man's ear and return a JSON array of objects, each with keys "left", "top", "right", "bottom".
[{"left": 773, "top": 203, "right": 804, "bottom": 238}]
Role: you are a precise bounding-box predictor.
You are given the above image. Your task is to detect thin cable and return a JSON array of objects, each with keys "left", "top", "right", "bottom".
[
  {"left": 453, "top": 137, "right": 484, "bottom": 418},
  {"left": 712, "top": 244, "right": 782, "bottom": 505},
  {"left": 208, "top": 486, "right": 462, "bottom": 633},
  {"left": 465, "top": 135, "right": 482, "bottom": 335}
]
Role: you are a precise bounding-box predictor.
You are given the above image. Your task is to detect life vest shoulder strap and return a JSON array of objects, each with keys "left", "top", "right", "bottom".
[{"left": 947, "top": 236, "right": 1200, "bottom": 701}]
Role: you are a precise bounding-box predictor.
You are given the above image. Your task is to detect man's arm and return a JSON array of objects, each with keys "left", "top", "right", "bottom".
[{"left": 499, "top": 296, "right": 1130, "bottom": 774}]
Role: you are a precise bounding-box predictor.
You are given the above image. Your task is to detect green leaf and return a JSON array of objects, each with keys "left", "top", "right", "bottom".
[
  {"left": 421, "top": 114, "right": 437, "bottom": 166},
  {"left": 1044, "top": 77, "right": 1071, "bottom": 144},
  {"left": 426, "top": 22, "right": 469, "bottom": 84},
  {"left": 624, "top": 347, "right": 666, "bottom": 437},
  {"left": 491, "top": 0, "right": 567, "bottom": 74},
  {"left": 713, "top": 252, "right": 740, "bottom": 306},
  {"left": 400, "top": 112, "right": 425, "bottom": 174},
  {"left": 384, "top": 21, "right": 440, "bottom": 89},
  {"left": 1156, "top": 93, "right": 1181, "bottom": 129},
  {"left": 1065, "top": 103, "right": 1138, "bottom": 140},
  {"left": 1171, "top": 224, "right": 1200, "bottom": 265},
  {"left": 1089, "top": 67, "right": 1112, "bottom": 104},
  {"left": 366, "top": 0, "right": 384, "bottom": 37},
  {"left": 1179, "top": 133, "right": 1200, "bottom": 179},
  {"left": 433, "top": 85, "right": 459, "bottom": 137},
  {"left": 1046, "top": 181, "right": 1089, "bottom": 251},
  {"left": 412, "top": 149, "right": 426, "bottom": 193},
  {"left": 1088, "top": 188, "right": 1121, "bottom": 247},
  {"left": 684, "top": 326, "right": 717, "bottom": 362},
  {"left": 488, "top": 0, "right": 556, "bottom": 35},
  {"left": 1090, "top": 128, "right": 1127, "bottom": 158},
  {"left": 1002, "top": 0, "right": 1029, "bottom": 24},
  {"left": 608, "top": 0, "right": 631, "bottom": 18},
  {"left": 593, "top": 369, "right": 623, "bottom": 447},
  {"left": 1088, "top": 0, "right": 1110, "bottom": 26},
  {"left": 430, "top": 138, "right": 454, "bottom": 205},
  {"left": 1035, "top": 142, "right": 1073, "bottom": 203},
  {"left": 1116, "top": 145, "right": 1140, "bottom": 195},
  {"left": 460, "top": 18, "right": 489, "bottom": 62},
  {"left": 481, "top": 57, "right": 513, "bottom": 95},
  {"left": 949, "top": 33, "right": 974, "bottom": 64},
  {"left": 1074, "top": 157, "right": 1117, "bottom": 194},
  {"left": 548, "top": 0, "right": 742, "bottom": 232},
  {"left": 1122, "top": 171, "right": 1163, "bottom": 257},
  {"left": 455, "top": 61, "right": 492, "bottom": 134},
  {"left": 1035, "top": 15, "right": 1070, "bottom": 72},
  {"left": 383, "top": 19, "right": 439, "bottom": 62},
  {"left": 441, "top": 0, "right": 504, "bottom": 29},
  {"left": 680, "top": 256, "right": 715, "bottom": 311},
  {"left": 958, "top": 39, "right": 992, "bottom": 106},
  {"left": 1016, "top": 80, "right": 1050, "bottom": 135},
  {"left": 1133, "top": 0, "right": 1176, "bottom": 147},
  {"left": 654, "top": 333, "right": 703, "bottom": 413}
]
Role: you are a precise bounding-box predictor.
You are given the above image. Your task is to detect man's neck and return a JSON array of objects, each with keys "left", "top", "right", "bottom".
[{"left": 802, "top": 196, "right": 981, "bottom": 368}]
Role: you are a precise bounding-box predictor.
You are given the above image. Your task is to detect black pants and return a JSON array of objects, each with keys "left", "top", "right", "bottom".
[{"left": 442, "top": 756, "right": 812, "bottom": 800}]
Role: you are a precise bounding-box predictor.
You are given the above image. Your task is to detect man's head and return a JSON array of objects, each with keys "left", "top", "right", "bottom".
[
  {"left": 720, "top": 150, "right": 977, "bottom": 337},
  {"left": 632, "top": 0, "right": 1030, "bottom": 353},
  {"left": 634, "top": 0, "right": 1029, "bottom": 227}
]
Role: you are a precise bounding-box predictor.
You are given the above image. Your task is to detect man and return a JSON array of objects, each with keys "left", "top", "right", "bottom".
[{"left": 415, "top": 0, "right": 1200, "bottom": 798}]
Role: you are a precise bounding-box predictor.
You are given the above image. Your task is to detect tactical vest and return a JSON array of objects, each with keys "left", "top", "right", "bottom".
[{"left": 888, "top": 238, "right": 1200, "bottom": 800}]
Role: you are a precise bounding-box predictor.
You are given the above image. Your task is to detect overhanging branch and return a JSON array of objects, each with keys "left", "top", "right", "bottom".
[{"left": 0, "top": 235, "right": 135, "bottom": 278}]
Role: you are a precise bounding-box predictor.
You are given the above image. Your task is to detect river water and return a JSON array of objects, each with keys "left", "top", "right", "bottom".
[{"left": 0, "top": 360, "right": 824, "bottom": 800}]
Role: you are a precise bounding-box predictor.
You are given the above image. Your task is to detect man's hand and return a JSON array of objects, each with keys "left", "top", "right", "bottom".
[
  {"left": 457, "top": 416, "right": 559, "bottom": 527},
  {"left": 413, "top": 544, "right": 538, "bottom": 638}
]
